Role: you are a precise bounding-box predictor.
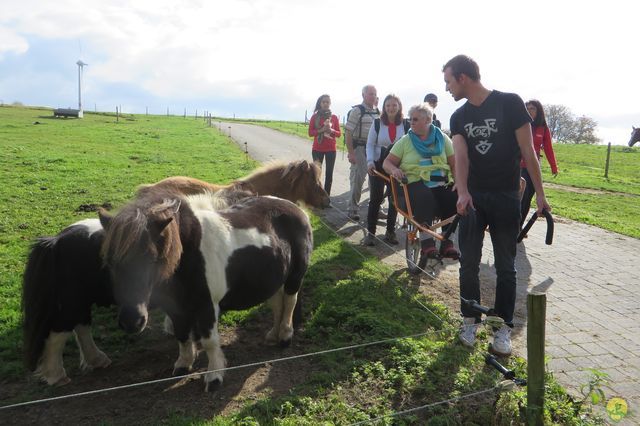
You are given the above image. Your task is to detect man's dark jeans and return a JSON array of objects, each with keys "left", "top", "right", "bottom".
[{"left": 458, "top": 190, "right": 520, "bottom": 325}]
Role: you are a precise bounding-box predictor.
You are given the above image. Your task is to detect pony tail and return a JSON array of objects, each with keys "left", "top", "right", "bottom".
[{"left": 22, "top": 238, "right": 58, "bottom": 371}]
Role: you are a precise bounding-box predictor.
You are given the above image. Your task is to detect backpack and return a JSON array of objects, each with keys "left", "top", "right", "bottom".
[
  {"left": 345, "top": 104, "right": 380, "bottom": 144},
  {"left": 372, "top": 118, "right": 410, "bottom": 172},
  {"left": 373, "top": 118, "right": 411, "bottom": 138}
]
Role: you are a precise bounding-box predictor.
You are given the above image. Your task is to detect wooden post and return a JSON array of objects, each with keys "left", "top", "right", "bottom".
[
  {"left": 604, "top": 142, "right": 611, "bottom": 178},
  {"left": 527, "top": 292, "right": 546, "bottom": 426},
  {"left": 116, "top": 106, "right": 119, "bottom": 122}
]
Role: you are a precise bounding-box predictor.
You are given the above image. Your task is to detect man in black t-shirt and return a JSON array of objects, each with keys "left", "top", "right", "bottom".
[{"left": 442, "top": 55, "right": 551, "bottom": 357}]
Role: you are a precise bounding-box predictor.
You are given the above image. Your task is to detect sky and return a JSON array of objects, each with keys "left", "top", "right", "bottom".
[{"left": 1, "top": 0, "right": 638, "bottom": 145}]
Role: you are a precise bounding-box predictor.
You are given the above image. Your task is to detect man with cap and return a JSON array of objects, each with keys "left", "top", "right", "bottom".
[{"left": 423, "top": 93, "right": 442, "bottom": 129}]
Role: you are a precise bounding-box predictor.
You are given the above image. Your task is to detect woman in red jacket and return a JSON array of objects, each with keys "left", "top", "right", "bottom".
[
  {"left": 308, "top": 94, "right": 341, "bottom": 195},
  {"left": 521, "top": 99, "right": 558, "bottom": 227}
]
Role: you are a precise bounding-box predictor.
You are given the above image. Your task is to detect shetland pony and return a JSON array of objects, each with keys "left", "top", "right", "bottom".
[
  {"left": 99, "top": 190, "right": 313, "bottom": 392},
  {"left": 629, "top": 126, "right": 640, "bottom": 147},
  {"left": 22, "top": 219, "right": 112, "bottom": 385},
  {"left": 137, "top": 159, "right": 330, "bottom": 208},
  {"left": 21, "top": 188, "right": 254, "bottom": 386}
]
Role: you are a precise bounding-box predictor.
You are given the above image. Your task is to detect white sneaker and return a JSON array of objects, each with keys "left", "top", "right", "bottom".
[
  {"left": 459, "top": 317, "right": 479, "bottom": 347},
  {"left": 491, "top": 325, "right": 512, "bottom": 356}
]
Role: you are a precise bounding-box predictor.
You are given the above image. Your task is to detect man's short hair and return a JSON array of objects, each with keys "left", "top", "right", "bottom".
[
  {"left": 442, "top": 55, "right": 481, "bottom": 81},
  {"left": 424, "top": 93, "right": 438, "bottom": 103}
]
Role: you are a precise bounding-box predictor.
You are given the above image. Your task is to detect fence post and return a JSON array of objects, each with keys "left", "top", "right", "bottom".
[
  {"left": 527, "top": 292, "right": 546, "bottom": 426},
  {"left": 604, "top": 142, "right": 612, "bottom": 178}
]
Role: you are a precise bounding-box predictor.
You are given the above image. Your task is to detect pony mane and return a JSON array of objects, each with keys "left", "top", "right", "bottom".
[
  {"left": 240, "top": 160, "right": 288, "bottom": 181},
  {"left": 101, "top": 197, "right": 183, "bottom": 275}
]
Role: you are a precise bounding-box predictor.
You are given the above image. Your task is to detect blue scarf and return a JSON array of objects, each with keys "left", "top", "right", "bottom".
[{"left": 409, "top": 125, "right": 443, "bottom": 157}]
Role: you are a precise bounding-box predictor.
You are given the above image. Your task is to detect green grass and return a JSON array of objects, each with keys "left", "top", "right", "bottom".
[
  {"left": 544, "top": 144, "right": 640, "bottom": 195},
  {"left": 0, "top": 106, "right": 605, "bottom": 424},
  {"left": 532, "top": 143, "right": 640, "bottom": 238}
]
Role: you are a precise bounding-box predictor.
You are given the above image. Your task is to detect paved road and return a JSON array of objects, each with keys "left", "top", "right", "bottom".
[{"left": 223, "top": 122, "right": 639, "bottom": 424}]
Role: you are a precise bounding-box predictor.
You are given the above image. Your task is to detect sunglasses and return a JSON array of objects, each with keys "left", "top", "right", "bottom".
[{"left": 410, "top": 117, "right": 422, "bottom": 122}]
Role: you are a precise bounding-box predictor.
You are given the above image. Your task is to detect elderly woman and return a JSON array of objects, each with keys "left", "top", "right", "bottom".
[{"left": 383, "top": 103, "right": 458, "bottom": 267}]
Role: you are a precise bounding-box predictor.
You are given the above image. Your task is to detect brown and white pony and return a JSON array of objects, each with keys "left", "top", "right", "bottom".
[
  {"left": 629, "top": 126, "right": 640, "bottom": 147},
  {"left": 98, "top": 190, "right": 313, "bottom": 392},
  {"left": 137, "top": 159, "right": 330, "bottom": 208}
]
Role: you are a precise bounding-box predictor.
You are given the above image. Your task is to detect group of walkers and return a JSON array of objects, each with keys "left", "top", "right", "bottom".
[{"left": 307, "top": 54, "right": 558, "bottom": 357}]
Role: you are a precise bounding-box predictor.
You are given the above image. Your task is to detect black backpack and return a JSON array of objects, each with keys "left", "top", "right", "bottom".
[
  {"left": 345, "top": 104, "right": 380, "bottom": 142},
  {"left": 373, "top": 117, "right": 410, "bottom": 138},
  {"left": 372, "top": 118, "right": 410, "bottom": 172}
]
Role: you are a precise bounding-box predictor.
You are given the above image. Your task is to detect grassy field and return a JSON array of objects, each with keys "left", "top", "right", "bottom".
[{"left": 0, "top": 106, "right": 601, "bottom": 424}]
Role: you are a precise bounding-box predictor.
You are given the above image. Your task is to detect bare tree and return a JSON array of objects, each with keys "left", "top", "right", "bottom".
[
  {"left": 545, "top": 104, "right": 600, "bottom": 144},
  {"left": 573, "top": 116, "right": 600, "bottom": 144}
]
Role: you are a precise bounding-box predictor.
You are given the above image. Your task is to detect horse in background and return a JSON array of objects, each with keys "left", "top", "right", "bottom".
[
  {"left": 629, "top": 127, "right": 640, "bottom": 147},
  {"left": 137, "top": 159, "right": 330, "bottom": 208},
  {"left": 22, "top": 219, "right": 112, "bottom": 385},
  {"left": 99, "top": 190, "right": 313, "bottom": 392}
]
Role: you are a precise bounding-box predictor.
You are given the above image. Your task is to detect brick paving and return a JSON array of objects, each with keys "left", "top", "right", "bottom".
[{"left": 226, "top": 122, "right": 639, "bottom": 425}]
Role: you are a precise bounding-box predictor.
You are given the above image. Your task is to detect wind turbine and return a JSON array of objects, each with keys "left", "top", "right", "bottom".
[{"left": 77, "top": 60, "right": 87, "bottom": 118}]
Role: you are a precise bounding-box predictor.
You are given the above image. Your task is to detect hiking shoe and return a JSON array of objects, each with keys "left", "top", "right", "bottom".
[
  {"left": 418, "top": 239, "right": 437, "bottom": 269},
  {"left": 490, "top": 325, "right": 512, "bottom": 356},
  {"left": 383, "top": 230, "right": 398, "bottom": 245},
  {"left": 440, "top": 239, "right": 459, "bottom": 259},
  {"left": 459, "top": 317, "right": 480, "bottom": 347},
  {"left": 348, "top": 212, "right": 360, "bottom": 221},
  {"left": 363, "top": 233, "right": 375, "bottom": 246}
]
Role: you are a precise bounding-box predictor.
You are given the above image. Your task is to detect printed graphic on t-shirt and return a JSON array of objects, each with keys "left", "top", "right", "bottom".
[{"left": 464, "top": 119, "right": 497, "bottom": 155}]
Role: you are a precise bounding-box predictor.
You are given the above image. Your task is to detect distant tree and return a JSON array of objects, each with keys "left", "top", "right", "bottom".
[
  {"left": 11, "top": 101, "right": 24, "bottom": 107},
  {"left": 573, "top": 116, "right": 600, "bottom": 144},
  {"left": 545, "top": 104, "right": 575, "bottom": 143},
  {"left": 544, "top": 104, "right": 600, "bottom": 144}
]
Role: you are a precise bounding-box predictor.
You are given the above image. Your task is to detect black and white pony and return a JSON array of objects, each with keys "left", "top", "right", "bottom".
[
  {"left": 22, "top": 219, "right": 112, "bottom": 385},
  {"left": 629, "top": 126, "right": 640, "bottom": 147},
  {"left": 98, "top": 190, "right": 313, "bottom": 392}
]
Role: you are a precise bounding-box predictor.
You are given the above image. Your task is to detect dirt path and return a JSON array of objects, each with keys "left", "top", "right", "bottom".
[{"left": 544, "top": 181, "right": 639, "bottom": 197}]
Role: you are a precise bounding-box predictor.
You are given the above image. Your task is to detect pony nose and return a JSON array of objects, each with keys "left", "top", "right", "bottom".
[{"left": 118, "top": 306, "right": 148, "bottom": 334}]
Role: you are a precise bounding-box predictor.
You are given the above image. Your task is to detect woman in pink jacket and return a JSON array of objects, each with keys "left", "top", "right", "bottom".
[
  {"left": 308, "top": 94, "right": 341, "bottom": 195},
  {"left": 521, "top": 99, "right": 558, "bottom": 227}
]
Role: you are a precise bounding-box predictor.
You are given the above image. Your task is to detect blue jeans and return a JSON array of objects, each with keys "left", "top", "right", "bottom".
[{"left": 458, "top": 190, "right": 520, "bottom": 325}]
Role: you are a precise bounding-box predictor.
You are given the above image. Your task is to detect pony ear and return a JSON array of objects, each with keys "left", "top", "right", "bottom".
[
  {"left": 151, "top": 217, "right": 174, "bottom": 235},
  {"left": 98, "top": 208, "right": 112, "bottom": 229}
]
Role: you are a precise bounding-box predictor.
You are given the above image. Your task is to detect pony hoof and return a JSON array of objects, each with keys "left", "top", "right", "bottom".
[
  {"left": 54, "top": 376, "right": 71, "bottom": 387},
  {"left": 279, "top": 338, "right": 292, "bottom": 348},
  {"left": 173, "top": 367, "right": 191, "bottom": 377},
  {"left": 205, "top": 378, "right": 222, "bottom": 393}
]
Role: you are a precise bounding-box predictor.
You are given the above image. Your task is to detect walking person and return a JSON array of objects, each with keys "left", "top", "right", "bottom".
[
  {"left": 423, "top": 93, "right": 442, "bottom": 129},
  {"left": 520, "top": 99, "right": 558, "bottom": 228},
  {"left": 308, "top": 94, "right": 341, "bottom": 195},
  {"left": 363, "top": 94, "right": 406, "bottom": 246},
  {"left": 442, "top": 54, "right": 550, "bottom": 356},
  {"left": 345, "top": 85, "right": 380, "bottom": 220}
]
